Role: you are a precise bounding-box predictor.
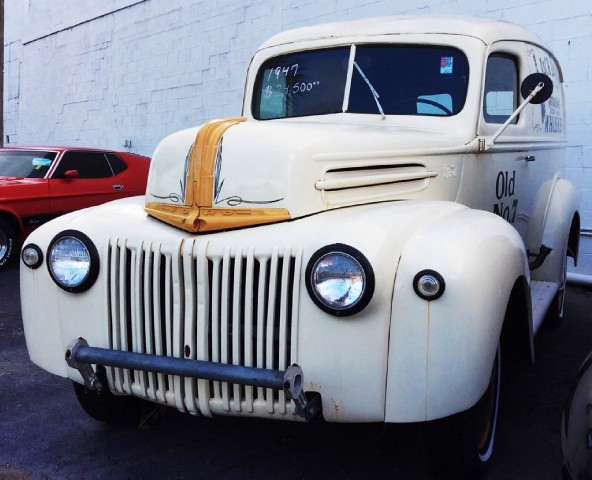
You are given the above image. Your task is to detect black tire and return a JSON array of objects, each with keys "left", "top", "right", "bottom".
[
  {"left": 0, "top": 217, "right": 17, "bottom": 269},
  {"left": 72, "top": 367, "right": 145, "bottom": 426},
  {"left": 427, "top": 347, "right": 501, "bottom": 480}
]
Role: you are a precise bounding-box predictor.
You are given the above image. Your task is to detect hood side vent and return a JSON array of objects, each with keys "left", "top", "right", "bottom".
[{"left": 316, "top": 163, "right": 437, "bottom": 206}]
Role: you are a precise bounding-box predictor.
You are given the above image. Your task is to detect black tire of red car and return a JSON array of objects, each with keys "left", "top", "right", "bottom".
[
  {"left": 426, "top": 347, "right": 501, "bottom": 480},
  {"left": 0, "top": 217, "right": 16, "bottom": 269},
  {"left": 72, "top": 367, "right": 145, "bottom": 426}
]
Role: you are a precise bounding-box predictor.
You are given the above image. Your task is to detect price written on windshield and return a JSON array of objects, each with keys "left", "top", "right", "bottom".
[
  {"left": 264, "top": 63, "right": 321, "bottom": 97},
  {"left": 264, "top": 81, "right": 321, "bottom": 98}
]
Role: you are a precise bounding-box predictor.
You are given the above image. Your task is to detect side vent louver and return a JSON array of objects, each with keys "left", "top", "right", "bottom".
[{"left": 316, "top": 163, "right": 437, "bottom": 205}]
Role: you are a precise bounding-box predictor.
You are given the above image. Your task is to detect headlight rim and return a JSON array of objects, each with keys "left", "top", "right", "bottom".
[
  {"left": 47, "top": 230, "right": 100, "bottom": 293},
  {"left": 305, "top": 243, "right": 375, "bottom": 317}
]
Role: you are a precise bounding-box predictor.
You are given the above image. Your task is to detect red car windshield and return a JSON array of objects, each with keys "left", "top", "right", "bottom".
[{"left": 0, "top": 150, "right": 57, "bottom": 178}]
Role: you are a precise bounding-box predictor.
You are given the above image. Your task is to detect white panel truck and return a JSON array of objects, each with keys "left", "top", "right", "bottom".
[{"left": 21, "top": 16, "right": 579, "bottom": 479}]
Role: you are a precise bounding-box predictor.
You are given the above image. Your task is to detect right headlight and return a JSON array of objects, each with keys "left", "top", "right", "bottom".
[
  {"left": 47, "top": 230, "right": 99, "bottom": 293},
  {"left": 305, "top": 244, "right": 374, "bottom": 316}
]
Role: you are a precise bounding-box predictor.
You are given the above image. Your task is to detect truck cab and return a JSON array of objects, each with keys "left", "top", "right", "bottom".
[{"left": 20, "top": 16, "right": 579, "bottom": 479}]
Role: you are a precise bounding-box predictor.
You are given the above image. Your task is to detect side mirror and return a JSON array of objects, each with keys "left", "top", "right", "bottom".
[
  {"left": 64, "top": 169, "right": 80, "bottom": 179},
  {"left": 481, "top": 73, "right": 555, "bottom": 151},
  {"left": 520, "top": 73, "right": 553, "bottom": 104}
]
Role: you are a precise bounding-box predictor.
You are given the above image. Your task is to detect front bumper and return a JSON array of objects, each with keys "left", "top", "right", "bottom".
[{"left": 66, "top": 337, "right": 320, "bottom": 422}]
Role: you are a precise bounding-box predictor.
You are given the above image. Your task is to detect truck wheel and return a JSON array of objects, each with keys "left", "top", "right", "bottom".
[
  {"left": 0, "top": 217, "right": 16, "bottom": 269},
  {"left": 427, "top": 347, "right": 501, "bottom": 480},
  {"left": 72, "top": 368, "right": 144, "bottom": 426}
]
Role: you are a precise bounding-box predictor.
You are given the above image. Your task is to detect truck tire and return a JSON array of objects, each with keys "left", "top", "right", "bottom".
[
  {"left": 427, "top": 347, "right": 501, "bottom": 480},
  {"left": 0, "top": 217, "right": 16, "bottom": 269},
  {"left": 72, "top": 367, "right": 145, "bottom": 426}
]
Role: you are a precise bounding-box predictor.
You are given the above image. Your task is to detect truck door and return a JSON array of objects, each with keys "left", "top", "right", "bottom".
[{"left": 472, "top": 42, "right": 565, "bottom": 251}]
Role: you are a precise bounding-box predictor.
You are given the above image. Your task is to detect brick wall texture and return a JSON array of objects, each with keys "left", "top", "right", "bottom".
[{"left": 4, "top": 0, "right": 592, "bottom": 272}]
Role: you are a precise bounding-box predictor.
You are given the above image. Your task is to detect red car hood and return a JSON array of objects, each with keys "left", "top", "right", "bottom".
[
  {"left": 0, "top": 177, "right": 47, "bottom": 202},
  {"left": 0, "top": 176, "right": 40, "bottom": 185}
]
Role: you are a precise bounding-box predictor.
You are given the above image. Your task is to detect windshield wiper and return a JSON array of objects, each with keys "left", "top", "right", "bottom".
[{"left": 354, "top": 62, "right": 385, "bottom": 120}]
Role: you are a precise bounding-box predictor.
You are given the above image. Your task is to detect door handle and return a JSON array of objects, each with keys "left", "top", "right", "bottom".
[
  {"left": 523, "top": 155, "right": 536, "bottom": 162},
  {"left": 113, "top": 184, "right": 124, "bottom": 191}
]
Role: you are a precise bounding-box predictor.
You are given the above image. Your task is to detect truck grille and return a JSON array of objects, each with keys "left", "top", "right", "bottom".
[{"left": 105, "top": 237, "right": 303, "bottom": 419}]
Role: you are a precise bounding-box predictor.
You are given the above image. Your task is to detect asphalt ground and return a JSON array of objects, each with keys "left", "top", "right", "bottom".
[{"left": 1, "top": 260, "right": 592, "bottom": 479}]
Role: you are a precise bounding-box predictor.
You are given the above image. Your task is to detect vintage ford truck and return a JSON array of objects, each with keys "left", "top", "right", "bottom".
[{"left": 20, "top": 15, "right": 579, "bottom": 479}]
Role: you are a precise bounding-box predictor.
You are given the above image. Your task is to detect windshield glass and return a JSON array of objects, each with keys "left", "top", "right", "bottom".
[
  {"left": 253, "top": 45, "right": 469, "bottom": 119},
  {"left": 0, "top": 150, "right": 57, "bottom": 178}
]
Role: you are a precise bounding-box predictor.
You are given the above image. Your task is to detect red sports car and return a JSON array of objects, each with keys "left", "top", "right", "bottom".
[{"left": 0, "top": 147, "right": 150, "bottom": 268}]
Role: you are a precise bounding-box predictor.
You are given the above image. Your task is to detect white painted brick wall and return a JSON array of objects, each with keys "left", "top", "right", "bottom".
[{"left": 4, "top": 0, "right": 592, "bottom": 272}]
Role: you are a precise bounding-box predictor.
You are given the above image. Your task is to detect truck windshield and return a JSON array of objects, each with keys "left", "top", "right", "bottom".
[{"left": 253, "top": 44, "right": 469, "bottom": 119}]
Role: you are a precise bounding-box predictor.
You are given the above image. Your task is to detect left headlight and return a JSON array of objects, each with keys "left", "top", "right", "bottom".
[
  {"left": 47, "top": 230, "right": 99, "bottom": 293},
  {"left": 305, "top": 244, "right": 374, "bottom": 316}
]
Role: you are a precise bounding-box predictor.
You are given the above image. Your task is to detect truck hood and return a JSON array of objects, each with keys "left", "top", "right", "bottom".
[{"left": 145, "top": 116, "right": 470, "bottom": 232}]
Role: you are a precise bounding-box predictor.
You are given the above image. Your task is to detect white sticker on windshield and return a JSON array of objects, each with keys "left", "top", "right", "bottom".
[{"left": 440, "top": 56, "right": 454, "bottom": 74}]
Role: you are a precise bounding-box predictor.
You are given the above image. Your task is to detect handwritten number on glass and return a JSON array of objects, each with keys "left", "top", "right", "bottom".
[{"left": 267, "top": 63, "right": 299, "bottom": 81}]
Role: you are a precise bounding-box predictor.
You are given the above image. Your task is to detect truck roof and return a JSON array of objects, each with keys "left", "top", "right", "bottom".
[{"left": 259, "top": 15, "right": 548, "bottom": 50}]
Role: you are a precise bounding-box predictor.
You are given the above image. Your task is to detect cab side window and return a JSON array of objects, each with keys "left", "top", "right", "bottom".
[
  {"left": 483, "top": 54, "right": 518, "bottom": 124},
  {"left": 52, "top": 152, "right": 115, "bottom": 179}
]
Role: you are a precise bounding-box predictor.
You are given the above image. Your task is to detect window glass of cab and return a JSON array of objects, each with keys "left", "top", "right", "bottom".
[
  {"left": 348, "top": 45, "right": 469, "bottom": 116},
  {"left": 253, "top": 47, "right": 350, "bottom": 119},
  {"left": 252, "top": 45, "right": 469, "bottom": 119},
  {"left": 483, "top": 54, "right": 518, "bottom": 123},
  {"left": 52, "top": 151, "right": 115, "bottom": 179}
]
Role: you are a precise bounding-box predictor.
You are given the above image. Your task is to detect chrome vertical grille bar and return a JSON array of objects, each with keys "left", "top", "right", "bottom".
[
  {"left": 143, "top": 243, "right": 160, "bottom": 402},
  {"left": 220, "top": 247, "right": 231, "bottom": 411},
  {"left": 255, "top": 256, "right": 269, "bottom": 403},
  {"left": 151, "top": 244, "right": 167, "bottom": 399},
  {"left": 106, "top": 238, "right": 120, "bottom": 392},
  {"left": 243, "top": 247, "right": 255, "bottom": 412},
  {"left": 265, "top": 248, "right": 280, "bottom": 413},
  {"left": 195, "top": 241, "right": 212, "bottom": 416},
  {"left": 169, "top": 251, "right": 185, "bottom": 412},
  {"left": 231, "top": 247, "right": 243, "bottom": 412},
  {"left": 277, "top": 247, "right": 291, "bottom": 414},
  {"left": 289, "top": 247, "right": 304, "bottom": 415},
  {"left": 182, "top": 240, "right": 198, "bottom": 414},
  {"left": 119, "top": 240, "right": 133, "bottom": 394},
  {"left": 210, "top": 255, "right": 222, "bottom": 401},
  {"left": 130, "top": 244, "right": 148, "bottom": 397}
]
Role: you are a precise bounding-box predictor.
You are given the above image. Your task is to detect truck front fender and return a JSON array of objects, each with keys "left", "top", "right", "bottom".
[{"left": 385, "top": 206, "right": 528, "bottom": 422}]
